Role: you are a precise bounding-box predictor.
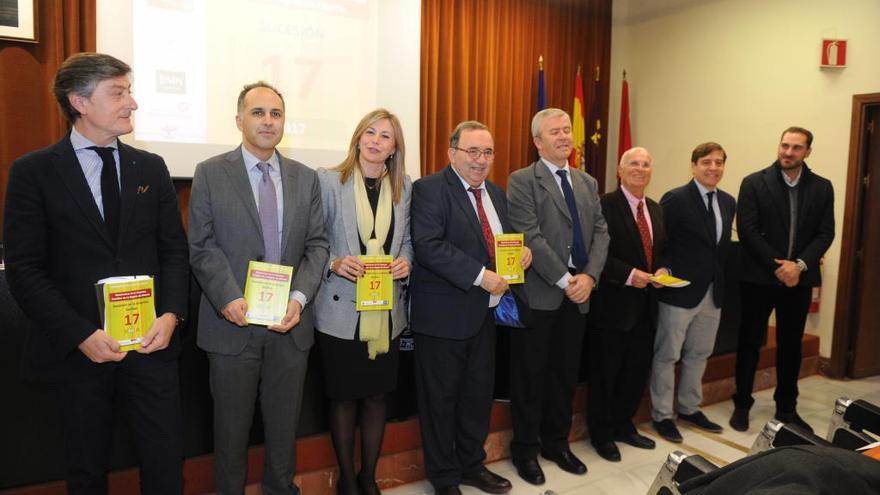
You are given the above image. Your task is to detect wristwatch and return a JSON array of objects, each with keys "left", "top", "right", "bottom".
[{"left": 796, "top": 259, "right": 807, "bottom": 272}]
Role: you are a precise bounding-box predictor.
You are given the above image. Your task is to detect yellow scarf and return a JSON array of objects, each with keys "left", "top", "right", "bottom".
[{"left": 353, "top": 166, "right": 392, "bottom": 359}]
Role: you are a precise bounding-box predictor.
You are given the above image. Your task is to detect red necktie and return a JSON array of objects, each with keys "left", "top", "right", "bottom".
[
  {"left": 469, "top": 187, "right": 496, "bottom": 269},
  {"left": 636, "top": 200, "right": 653, "bottom": 271}
]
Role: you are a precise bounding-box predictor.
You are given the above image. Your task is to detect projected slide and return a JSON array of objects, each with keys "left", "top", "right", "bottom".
[
  {"left": 98, "top": 0, "right": 419, "bottom": 177},
  {"left": 133, "top": 0, "right": 377, "bottom": 152}
]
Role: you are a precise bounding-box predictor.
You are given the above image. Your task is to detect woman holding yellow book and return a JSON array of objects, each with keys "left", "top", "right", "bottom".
[{"left": 315, "top": 109, "right": 413, "bottom": 495}]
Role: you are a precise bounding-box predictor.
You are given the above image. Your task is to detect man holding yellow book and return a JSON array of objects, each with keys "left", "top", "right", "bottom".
[{"left": 188, "top": 81, "right": 329, "bottom": 495}]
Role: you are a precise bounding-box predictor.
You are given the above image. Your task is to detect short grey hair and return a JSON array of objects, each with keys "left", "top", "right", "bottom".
[{"left": 531, "top": 108, "right": 569, "bottom": 138}]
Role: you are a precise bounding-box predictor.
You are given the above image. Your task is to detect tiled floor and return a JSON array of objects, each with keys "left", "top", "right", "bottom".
[{"left": 384, "top": 375, "right": 880, "bottom": 495}]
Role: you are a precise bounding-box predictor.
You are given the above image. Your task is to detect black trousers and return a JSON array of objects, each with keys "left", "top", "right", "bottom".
[
  {"left": 509, "top": 299, "right": 585, "bottom": 460},
  {"left": 55, "top": 353, "right": 182, "bottom": 495},
  {"left": 733, "top": 282, "right": 812, "bottom": 412},
  {"left": 586, "top": 315, "right": 653, "bottom": 444},
  {"left": 414, "top": 313, "right": 496, "bottom": 489}
]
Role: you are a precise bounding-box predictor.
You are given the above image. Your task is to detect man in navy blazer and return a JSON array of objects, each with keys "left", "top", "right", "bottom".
[
  {"left": 729, "top": 127, "right": 834, "bottom": 434},
  {"left": 410, "top": 121, "right": 531, "bottom": 495},
  {"left": 649, "top": 142, "right": 736, "bottom": 443},
  {"left": 3, "top": 53, "right": 189, "bottom": 494}
]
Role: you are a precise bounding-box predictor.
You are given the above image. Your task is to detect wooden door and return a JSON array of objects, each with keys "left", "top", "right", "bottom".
[{"left": 850, "top": 104, "right": 880, "bottom": 378}]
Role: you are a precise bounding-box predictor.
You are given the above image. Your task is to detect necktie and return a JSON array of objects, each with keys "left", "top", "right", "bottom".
[
  {"left": 556, "top": 169, "right": 588, "bottom": 270},
  {"left": 257, "top": 162, "right": 281, "bottom": 264},
  {"left": 706, "top": 191, "right": 717, "bottom": 245},
  {"left": 468, "top": 187, "right": 495, "bottom": 269},
  {"left": 636, "top": 200, "right": 653, "bottom": 271},
  {"left": 87, "top": 146, "right": 120, "bottom": 245}
]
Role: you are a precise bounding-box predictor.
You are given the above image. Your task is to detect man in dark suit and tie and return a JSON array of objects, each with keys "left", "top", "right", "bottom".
[
  {"left": 586, "top": 147, "right": 668, "bottom": 462},
  {"left": 729, "top": 127, "right": 834, "bottom": 434},
  {"left": 506, "top": 108, "right": 609, "bottom": 485},
  {"left": 410, "top": 121, "right": 532, "bottom": 495},
  {"left": 187, "top": 82, "right": 329, "bottom": 494},
  {"left": 3, "top": 52, "right": 189, "bottom": 494},
  {"left": 649, "top": 142, "right": 735, "bottom": 443}
]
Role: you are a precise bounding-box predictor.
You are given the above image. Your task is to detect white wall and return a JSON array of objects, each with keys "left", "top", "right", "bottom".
[{"left": 608, "top": 0, "right": 880, "bottom": 357}]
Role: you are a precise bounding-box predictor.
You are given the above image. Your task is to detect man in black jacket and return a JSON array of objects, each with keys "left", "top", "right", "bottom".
[
  {"left": 729, "top": 127, "right": 834, "bottom": 433},
  {"left": 3, "top": 53, "right": 189, "bottom": 494}
]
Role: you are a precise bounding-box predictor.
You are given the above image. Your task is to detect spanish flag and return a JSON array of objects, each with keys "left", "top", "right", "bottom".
[{"left": 569, "top": 66, "right": 586, "bottom": 170}]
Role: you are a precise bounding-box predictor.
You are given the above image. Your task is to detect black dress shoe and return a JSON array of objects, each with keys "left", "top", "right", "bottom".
[
  {"left": 541, "top": 449, "right": 587, "bottom": 475},
  {"left": 678, "top": 411, "right": 723, "bottom": 433},
  {"left": 775, "top": 410, "right": 814, "bottom": 433},
  {"left": 591, "top": 440, "right": 621, "bottom": 462},
  {"left": 436, "top": 486, "right": 462, "bottom": 495},
  {"left": 652, "top": 419, "right": 683, "bottom": 443},
  {"left": 729, "top": 408, "right": 750, "bottom": 432},
  {"left": 614, "top": 432, "right": 656, "bottom": 449},
  {"left": 460, "top": 467, "right": 512, "bottom": 494},
  {"left": 512, "top": 458, "right": 545, "bottom": 485}
]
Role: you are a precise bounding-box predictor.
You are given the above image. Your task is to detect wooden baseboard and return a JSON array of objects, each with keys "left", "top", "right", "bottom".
[{"left": 1, "top": 334, "right": 820, "bottom": 495}]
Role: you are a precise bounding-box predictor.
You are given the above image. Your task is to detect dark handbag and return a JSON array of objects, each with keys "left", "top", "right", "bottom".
[{"left": 494, "top": 289, "right": 531, "bottom": 328}]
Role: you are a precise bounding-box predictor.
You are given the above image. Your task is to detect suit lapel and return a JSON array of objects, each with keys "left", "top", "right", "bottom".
[
  {"left": 117, "top": 143, "right": 140, "bottom": 247},
  {"left": 342, "top": 174, "right": 361, "bottom": 255},
  {"left": 535, "top": 162, "right": 571, "bottom": 222},
  {"left": 50, "top": 136, "right": 115, "bottom": 249},
  {"left": 223, "top": 148, "right": 262, "bottom": 238},
  {"left": 614, "top": 189, "right": 649, "bottom": 267},
  {"left": 444, "top": 166, "right": 487, "bottom": 253},
  {"left": 648, "top": 199, "right": 663, "bottom": 261},
  {"left": 687, "top": 180, "right": 716, "bottom": 246},
  {"left": 389, "top": 185, "right": 406, "bottom": 256}
]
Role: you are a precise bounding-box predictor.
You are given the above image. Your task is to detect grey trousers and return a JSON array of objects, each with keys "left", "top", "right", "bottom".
[
  {"left": 650, "top": 287, "right": 721, "bottom": 421},
  {"left": 208, "top": 327, "right": 309, "bottom": 495}
]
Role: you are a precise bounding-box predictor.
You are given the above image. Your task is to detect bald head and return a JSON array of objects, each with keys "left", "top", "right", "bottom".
[{"left": 618, "top": 147, "right": 653, "bottom": 197}]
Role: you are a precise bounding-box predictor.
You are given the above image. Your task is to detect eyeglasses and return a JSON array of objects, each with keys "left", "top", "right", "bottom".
[{"left": 453, "top": 147, "right": 495, "bottom": 160}]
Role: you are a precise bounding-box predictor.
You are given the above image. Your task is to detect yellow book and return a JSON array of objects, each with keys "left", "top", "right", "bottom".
[
  {"left": 495, "top": 233, "right": 525, "bottom": 284},
  {"left": 648, "top": 273, "right": 691, "bottom": 288},
  {"left": 96, "top": 276, "right": 156, "bottom": 352},
  {"left": 244, "top": 261, "right": 294, "bottom": 326},
  {"left": 356, "top": 255, "right": 393, "bottom": 311}
]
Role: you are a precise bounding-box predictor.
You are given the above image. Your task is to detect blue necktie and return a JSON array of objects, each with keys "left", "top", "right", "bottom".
[
  {"left": 257, "top": 162, "right": 281, "bottom": 264},
  {"left": 556, "top": 169, "right": 588, "bottom": 270}
]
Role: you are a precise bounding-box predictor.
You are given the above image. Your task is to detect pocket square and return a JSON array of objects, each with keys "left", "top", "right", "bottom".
[{"left": 137, "top": 185, "right": 150, "bottom": 194}]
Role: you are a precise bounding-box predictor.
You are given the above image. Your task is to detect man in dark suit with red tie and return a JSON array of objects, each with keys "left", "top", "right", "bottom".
[
  {"left": 3, "top": 53, "right": 189, "bottom": 494},
  {"left": 586, "top": 147, "right": 668, "bottom": 462},
  {"left": 410, "top": 121, "right": 532, "bottom": 495}
]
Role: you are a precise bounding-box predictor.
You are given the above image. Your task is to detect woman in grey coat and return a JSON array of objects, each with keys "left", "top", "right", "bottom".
[{"left": 315, "top": 108, "right": 413, "bottom": 495}]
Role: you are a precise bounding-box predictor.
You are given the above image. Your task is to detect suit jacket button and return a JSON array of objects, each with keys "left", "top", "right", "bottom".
[{"left": 333, "top": 295, "right": 339, "bottom": 301}]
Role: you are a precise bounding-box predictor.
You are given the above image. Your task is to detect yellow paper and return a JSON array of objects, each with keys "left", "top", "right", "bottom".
[
  {"left": 98, "top": 276, "right": 156, "bottom": 351},
  {"left": 495, "top": 233, "right": 525, "bottom": 284},
  {"left": 244, "top": 261, "right": 294, "bottom": 326},
  {"left": 356, "top": 255, "right": 393, "bottom": 311},
  {"left": 648, "top": 273, "right": 691, "bottom": 288}
]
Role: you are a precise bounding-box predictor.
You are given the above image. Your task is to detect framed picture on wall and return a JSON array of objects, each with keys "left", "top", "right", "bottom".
[{"left": 0, "top": 0, "right": 37, "bottom": 43}]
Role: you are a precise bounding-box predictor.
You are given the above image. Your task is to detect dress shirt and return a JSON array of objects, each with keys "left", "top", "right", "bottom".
[
  {"left": 450, "top": 167, "right": 502, "bottom": 308},
  {"left": 241, "top": 146, "right": 307, "bottom": 307},
  {"left": 781, "top": 167, "right": 807, "bottom": 270},
  {"left": 70, "top": 126, "right": 121, "bottom": 220}
]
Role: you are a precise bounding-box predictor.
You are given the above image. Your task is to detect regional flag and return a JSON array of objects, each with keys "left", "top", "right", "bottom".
[
  {"left": 570, "top": 66, "right": 586, "bottom": 170},
  {"left": 617, "top": 73, "right": 632, "bottom": 162}
]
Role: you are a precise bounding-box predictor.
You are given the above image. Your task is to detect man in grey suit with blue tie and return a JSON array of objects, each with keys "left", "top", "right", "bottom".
[
  {"left": 188, "top": 81, "right": 329, "bottom": 494},
  {"left": 506, "top": 108, "right": 609, "bottom": 485}
]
